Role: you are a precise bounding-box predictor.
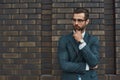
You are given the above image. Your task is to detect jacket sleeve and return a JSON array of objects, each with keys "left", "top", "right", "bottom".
[
  {"left": 80, "top": 36, "right": 100, "bottom": 68},
  {"left": 57, "top": 36, "right": 86, "bottom": 74}
]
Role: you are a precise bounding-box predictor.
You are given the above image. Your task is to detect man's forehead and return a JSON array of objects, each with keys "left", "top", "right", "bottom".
[{"left": 73, "top": 13, "right": 85, "bottom": 18}]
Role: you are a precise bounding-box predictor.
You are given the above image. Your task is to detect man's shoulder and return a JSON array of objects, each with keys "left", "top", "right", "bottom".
[
  {"left": 60, "top": 32, "right": 72, "bottom": 38},
  {"left": 85, "top": 33, "right": 99, "bottom": 43},
  {"left": 59, "top": 32, "right": 72, "bottom": 41}
]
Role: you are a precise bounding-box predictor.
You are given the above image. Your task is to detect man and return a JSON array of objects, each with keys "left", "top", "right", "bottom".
[{"left": 57, "top": 8, "right": 99, "bottom": 80}]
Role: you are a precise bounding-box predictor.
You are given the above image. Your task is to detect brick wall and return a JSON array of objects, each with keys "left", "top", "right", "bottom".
[{"left": 0, "top": 0, "right": 120, "bottom": 80}]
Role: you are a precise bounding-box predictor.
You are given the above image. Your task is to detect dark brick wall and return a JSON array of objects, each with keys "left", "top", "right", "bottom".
[{"left": 0, "top": 0, "right": 120, "bottom": 80}]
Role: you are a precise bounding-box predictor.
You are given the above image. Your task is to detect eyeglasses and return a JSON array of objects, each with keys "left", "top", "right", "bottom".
[{"left": 72, "top": 18, "right": 86, "bottom": 23}]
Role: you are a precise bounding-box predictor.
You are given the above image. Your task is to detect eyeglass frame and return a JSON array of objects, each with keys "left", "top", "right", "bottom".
[{"left": 72, "top": 18, "right": 88, "bottom": 23}]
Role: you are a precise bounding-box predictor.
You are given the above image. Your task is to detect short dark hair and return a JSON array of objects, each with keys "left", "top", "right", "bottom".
[{"left": 74, "top": 8, "right": 89, "bottom": 20}]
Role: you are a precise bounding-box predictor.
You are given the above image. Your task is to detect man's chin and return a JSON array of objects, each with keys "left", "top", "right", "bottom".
[{"left": 74, "top": 28, "right": 84, "bottom": 31}]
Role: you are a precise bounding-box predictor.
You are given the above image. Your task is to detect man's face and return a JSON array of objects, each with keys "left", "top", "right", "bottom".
[{"left": 72, "top": 13, "right": 89, "bottom": 31}]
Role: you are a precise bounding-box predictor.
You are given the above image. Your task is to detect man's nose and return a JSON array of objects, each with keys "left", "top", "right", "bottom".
[{"left": 75, "top": 21, "right": 78, "bottom": 25}]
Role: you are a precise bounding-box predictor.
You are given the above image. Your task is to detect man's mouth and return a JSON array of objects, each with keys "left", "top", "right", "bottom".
[{"left": 74, "top": 25, "right": 83, "bottom": 31}]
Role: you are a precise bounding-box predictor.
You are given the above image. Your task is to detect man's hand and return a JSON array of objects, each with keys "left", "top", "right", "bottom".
[{"left": 73, "top": 30, "right": 82, "bottom": 42}]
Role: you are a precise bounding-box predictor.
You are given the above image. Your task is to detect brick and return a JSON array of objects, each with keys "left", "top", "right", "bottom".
[
  {"left": 42, "top": 15, "right": 51, "bottom": 20},
  {"left": 83, "top": 3, "right": 100, "bottom": 7},
  {"left": 20, "top": 31, "right": 36, "bottom": 36},
  {"left": 13, "top": 59, "right": 27, "bottom": 64},
  {"left": 0, "top": 9, "right": 4, "bottom": 14},
  {"left": 41, "top": 75, "right": 56, "bottom": 80},
  {"left": 0, "top": 70, "right": 13, "bottom": 75},
  {"left": 52, "top": 36, "right": 59, "bottom": 41},
  {"left": 20, "top": 9, "right": 36, "bottom": 13},
  {"left": 116, "top": 36, "right": 120, "bottom": 41},
  {"left": 12, "top": 3, "right": 28, "bottom": 8},
  {"left": 19, "top": 42, "right": 36, "bottom": 47},
  {"left": 36, "top": 8, "right": 42, "bottom": 13},
  {"left": 41, "top": 21, "right": 52, "bottom": 25},
  {"left": 41, "top": 42, "right": 52, "bottom": 47},
  {"left": 57, "top": 8, "right": 73, "bottom": 13},
  {"left": 90, "top": 14, "right": 100, "bottom": 18},
  {"left": 27, "top": 59, "right": 41, "bottom": 64},
  {"left": 41, "top": 31, "right": 51, "bottom": 36},
  {"left": 5, "top": 0, "right": 19, "bottom": 3},
  {"left": 116, "top": 14, "right": 120, "bottom": 18},
  {"left": 20, "top": 0, "right": 36, "bottom": 3},
  {"left": 0, "top": 4, "right": 11, "bottom": 9},
  {"left": 0, "top": 76, "right": 6, "bottom": 80},
  {"left": 4, "top": 9, "right": 19, "bottom": 14},
  {"left": 52, "top": 14, "right": 64, "bottom": 19},
  {"left": 3, "top": 53, "right": 20, "bottom": 58},
  {"left": 23, "top": 76, "right": 39, "bottom": 80},
  {"left": 3, "top": 64, "right": 21, "bottom": 69},
  {"left": 11, "top": 25, "right": 27, "bottom": 30},
  {"left": 8, "top": 36, "right": 27, "bottom": 42},
  {"left": 3, "top": 31, "right": 18, "bottom": 36},
  {"left": 41, "top": 69, "right": 52, "bottom": 74},
  {"left": 0, "top": 59, "right": 12, "bottom": 64},
  {"left": 22, "top": 64, "right": 40, "bottom": 70},
  {"left": 65, "top": 3, "right": 82, "bottom": 7},
  {"left": 52, "top": 3, "right": 65, "bottom": 7},
  {"left": 42, "top": 10, "right": 52, "bottom": 14},
  {"left": 4, "top": 20, "right": 20, "bottom": 25},
  {"left": 52, "top": 0, "right": 74, "bottom": 2},
  {"left": 116, "top": 19, "right": 120, "bottom": 24},
  {"left": 41, "top": 0, "right": 52, "bottom": 3},
  {"left": 52, "top": 70, "right": 62, "bottom": 76},
  {"left": 42, "top": 5, "right": 52, "bottom": 9},
  {"left": 92, "top": 30, "right": 105, "bottom": 35},
  {"left": 91, "top": 8, "right": 104, "bottom": 13},
  {"left": 29, "top": 3, "right": 41, "bottom": 8},
  {"left": 27, "top": 25, "right": 41, "bottom": 30},
  {"left": 28, "top": 14, "right": 41, "bottom": 19},
  {"left": 0, "top": 14, "right": 11, "bottom": 19},
  {"left": 0, "top": 48, "right": 9, "bottom": 52},
  {"left": 12, "top": 14, "right": 28, "bottom": 19},
  {"left": 20, "top": 53, "right": 36, "bottom": 58},
  {"left": 13, "top": 70, "right": 31, "bottom": 75},
  {"left": 36, "top": 20, "right": 42, "bottom": 24},
  {"left": 28, "top": 48, "right": 41, "bottom": 52},
  {"left": 41, "top": 48, "right": 52, "bottom": 53},
  {"left": 57, "top": 19, "right": 71, "bottom": 24},
  {"left": 7, "top": 76, "right": 23, "bottom": 80},
  {"left": 31, "top": 70, "right": 41, "bottom": 75},
  {"left": 20, "top": 20, "right": 36, "bottom": 24},
  {"left": 3, "top": 42, "right": 18, "bottom": 47}
]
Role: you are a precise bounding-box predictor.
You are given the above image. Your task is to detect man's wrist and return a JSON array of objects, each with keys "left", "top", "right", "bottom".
[
  {"left": 79, "top": 39, "right": 86, "bottom": 50},
  {"left": 79, "top": 39, "right": 84, "bottom": 44}
]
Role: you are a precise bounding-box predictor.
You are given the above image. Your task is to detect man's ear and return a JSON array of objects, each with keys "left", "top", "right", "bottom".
[{"left": 86, "top": 19, "right": 90, "bottom": 25}]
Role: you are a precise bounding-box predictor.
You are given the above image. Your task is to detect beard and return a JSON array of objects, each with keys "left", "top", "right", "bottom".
[{"left": 74, "top": 24, "right": 86, "bottom": 31}]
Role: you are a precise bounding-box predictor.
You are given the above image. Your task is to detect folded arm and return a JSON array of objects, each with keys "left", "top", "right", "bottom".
[
  {"left": 79, "top": 37, "right": 100, "bottom": 68},
  {"left": 58, "top": 36, "right": 86, "bottom": 74}
]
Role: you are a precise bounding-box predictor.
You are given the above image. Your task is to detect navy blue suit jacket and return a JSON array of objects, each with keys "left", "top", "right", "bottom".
[{"left": 58, "top": 32, "right": 99, "bottom": 80}]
